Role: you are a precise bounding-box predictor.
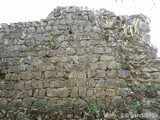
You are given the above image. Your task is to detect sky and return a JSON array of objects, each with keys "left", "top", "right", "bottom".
[{"left": 0, "top": 0, "right": 160, "bottom": 56}]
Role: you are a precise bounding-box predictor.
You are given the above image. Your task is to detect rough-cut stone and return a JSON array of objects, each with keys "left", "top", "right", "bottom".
[
  {"left": 117, "top": 88, "right": 130, "bottom": 97},
  {"left": 104, "top": 112, "right": 117, "bottom": 119},
  {"left": 77, "top": 79, "right": 87, "bottom": 86},
  {"left": 97, "top": 70, "right": 106, "bottom": 77},
  {"left": 96, "top": 79, "right": 105, "bottom": 87},
  {"left": 100, "top": 55, "right": 115, "bottom": 61},
  {"left": 21, "top": 71, "right": 32, "bottom": 80},
  {"left": 11, "top": 73, "right": 21, "bottom": 80},
  {"left": 92, "top": 26, "right": 101, "bottom": 33},
  {"left": 79, "top": 87, "right": 86, "bottom": 97},
  {"left": 61, "top": 41, "right": 69, "bottom": 48},
  {"left": 25, "top": 81, "right": 31, "bottom": 89},
  {"left": 87, "top": 89, "right": 94, "bottom": 97},
  {"left": 94, "top": 47, "right": 104, "bottom": 53},
  {"left": 33, "top": 89, "right": 45, "bottom": 98},
  {"left": 87, "top": 69, "right": 96, "bottom": 78},
  {"left": 66, "top": 48, "right": 76, "bottom": 55},
  {"left": 106, "top": 89, "right": 116, "bottom": 96},
  {"left": 50, "top": 79, "right": 64, "bottom": 88},
  {"left": 95, "top": 88, "right": 105, "bottom": 97},
  {"left": 117, "top": 79, "right": 127, "bottom": 88},
  {"left": 78, "top": 71, "right": 87, "bottom": 79},
  {"left": 118, "top": 70, "right": 131, "bottom": 78},
  {"left": 14, "top": 81, "right": 24, "bottom": 90},
  {"left": 65, "top": 79, "right": 77, "bottom": 87},
  {"left": 107, "top": 70, "right": 117, "bottom": 79},
  {"left": 105, "top": 79, "right": 117, "bottom": 89},
  {"left": 99, "top": 61, "right": 109, "bottom": 70},
  {"left": 45, "top": 71, "right": 57, "bottom": 78},
  {"left": 70, "top": 87, "right": 78, "bottom": 97},
  {"left": 22, "top": 97, "right": 34, "bottom": 106},
  {"left": 46, "top": 89, "right": 57, "bottom": 97},
  {"left": 33, "top": 72, "right": 42, "bottom": 80},
  {"left": 88, "top": 79, "right": 96, "bottom": 87},
  {"left": 0, "top": 98, "right": 7, "bottom": 106},
  {"left": 19, "top": 90, "right": 32, "bottom": 98},
  {"left": 47, "top": 98, "right": 58, "bottom": 107},
  {"left": 76, "top": 48, "right": 86, "bottom": 55},
  {"left": 68, "top": 71, "right": 77, "bottom": 79},
  {"left": 108, "top": 61, "right": 121, "bottom": 69},
  {"left": 57, "top": 88, "right": 69, "bottom": 97}
]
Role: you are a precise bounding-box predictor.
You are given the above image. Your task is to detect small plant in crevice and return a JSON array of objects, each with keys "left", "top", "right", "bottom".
[
  {"left": 123, "top": 18, "right": 141, "bottom": 36},
  {"left": 16, "top": 111, "right": 28, "bottom": 120},
  {"left": 87, "top": 102, "right": 106, "bottom": 112},
  {"left": 109, "top": 100, "right": 128, "bottom": 113},
  {"left": 129, "top": 97, "right": 144, "bottom": 111},
  {"left": 155, "top": 85, "right": 160, "bottom": 91},
  {"left": 87, "top": 103, "right": 98, "bottom": 112},
  {"left": 31, "top": 101, "right": 42, "bottom": 110},
  {"left": 149, "top": 102, "right": 160, "bottom": 110}
]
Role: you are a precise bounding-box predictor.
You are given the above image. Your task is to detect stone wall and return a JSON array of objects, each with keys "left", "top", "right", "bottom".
[{"left": 0, "top": 6, "right": 160, "bottom": 117}]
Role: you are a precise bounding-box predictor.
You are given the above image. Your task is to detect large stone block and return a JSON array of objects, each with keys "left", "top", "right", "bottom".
[
  {"left": 21, "top": 71, "right": 32, "bottom": 80},
  {"left": 14, "top": 81, "right": 24, "bottom": 90},
  {"left": 89, "top": 63, "right": 99, "bottom": 69},
  {"left": 11, "top": 73, "right": 21, "bottom": 80},
  {"left": 61, "top": 41, "right": 69, "bottom": 48},
  {"left": 22, "top": 97, "right": 34, "bottom": 107},
  {"left": 31, "top": 80, "right": 43, "bottom": 89},
  {"left": 105, "top": 79, "right": 117, "bottom": 89},
  {"left": 33, "top": 72, "right": 42, "bottom": 80},
  {"left": 33, "top": 89, "right": 45, "bottom": 98},
  {"left": 99, "top": 61, "right": 109, "bottom": 70},
  {"left": 87, "top": 69, "right": 96, "bottom": 78},
  {"left": 79, "top": 87, "right": 86, "bottom": 97},
  {"left": 94, "top": 88, "right": 105, "bottom": 97},
  {"left": 96, "top": 70, "right": 106, "bottom": 77},
  {"left": 47, "top": 98, "right": 58, "bottom": 107},
  {"left": 50, "top": 79, "right": 64, "bottom": 88},
  {"left": 68, "top": 71, "right": 78, "bottom": 79},
  {"left": 46, "top": 89, "right": 57, "bottom": 97},
  {"left": 65, "top": 79, "right": 77, "bottom": 87},
  {"left": 106, "top": 89, "right": 116, "bottom": 96},
  {"left": 100, "top": 55, "right": 115, "bottom": 61},
  {"left": 117, "top": 79, "right": 127, "bottom": 88},
  {"left": 78, "top": 55, "right": 88, "bottom": 63},
  {"left": 70, "top": 87, "right": 78, "bottom": 97},
  {"left": 57, "top": 88, "right": 69, "bottom": 97},
  {"left": 66, "top": 48, "right": 76, "bottom": 55},
  {"left": 25, "top": 81, "right": 31, "bottom": 89},
  {"left": 94, "top": 47, "right": 104, "bottom": 53},
  {"left": 77, "top": 79, "right": 87, "bottom": 86},
  {"left": 78, "top": 71, "right": 87, "bottom": 79},
  {"left": 76, "top": 48, "right": 86, "bottom": 55},
  {"left": 45, "top": 71, "right": 57, "bottom": 78},
  {"left": 5, "top": 81, "right": 15, "bottom": 90},
  {"left": 117, "top": 88, "right": 130, "bottom": 97},
  {"left": 107, "top": 70, "right": 117, "bottom": 79},
  {"left": 87, "top": 89, "right": 94, "bottom": 97},
  {"left": 0, "top": 98, "right": 7, "bottom": 106},
  {"left": 108, "top": 61, "right": 121, "bottom": 69},
  {"left": 18, "top": 90, "right": 32, "bottom": 98},
  {"left": 96, "top": 79, "right": 105, "bottom": 87},
  {"left": 118, "top": 70, "right": 131, "bottom": 79}
]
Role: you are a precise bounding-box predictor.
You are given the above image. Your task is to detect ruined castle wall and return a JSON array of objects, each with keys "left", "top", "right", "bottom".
[{"left": 0, "top": 6, "right": 160, "bottom": 109}]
